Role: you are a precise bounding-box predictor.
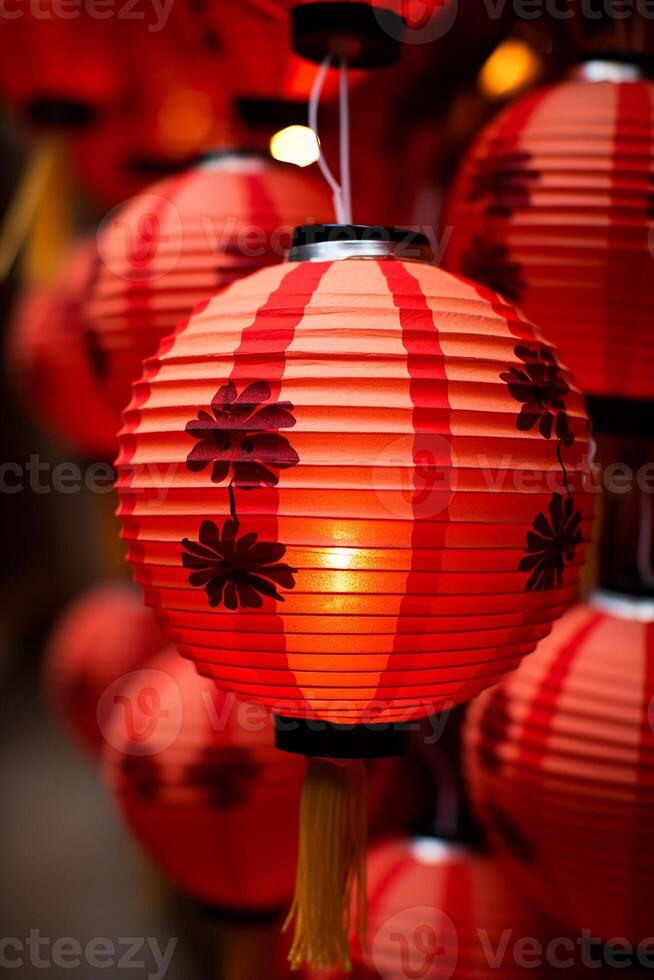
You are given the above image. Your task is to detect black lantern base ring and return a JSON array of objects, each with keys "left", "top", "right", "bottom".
[
  {"left": 291, "top": 2, "right": 404, "bottom": 68},
  {"left": 274, "top": 715, "right": 412, "bottom": 758}
]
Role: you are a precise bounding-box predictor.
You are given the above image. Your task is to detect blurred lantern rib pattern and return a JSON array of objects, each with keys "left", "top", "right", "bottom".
[
  {"left": 304, "top": 836, "right": 553, "bottom": 979},
  {"left": 43, "top": 582, "right": 165, "bottom": 757},
  {"left": 7, "top": 239, "right": 118, "bottom": 459},
  {"left": 103, "top": 648, "right": 307, "bottom": 910},
  {"left": 116, "top": 252, "right": 593, "bottom": 725},
  {"left": 464, "top": 595, "right": 654, "bottom": 943},
  {"left": 85, "top": 154, "right": 330, "bottom": 420},
  {"left": 446, "top": 73, "right": 654, "bottom": 401}
]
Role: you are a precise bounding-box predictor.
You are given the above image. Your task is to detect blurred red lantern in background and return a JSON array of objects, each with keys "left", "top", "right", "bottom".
[
  {"left": 446, "top": 69, "right": 654, "bottom": 401},
  {"left": 116, "top": 225, "right": 593, "bottom": 726},
  {"left": 85, "top": 153, "right": 331, "bottom": 421},
  {"left": 304, "top": 836, "right": 554, "bottom": 979},
  {"left": 43, "top": 581, "right": 165, "bottom": 757},
  {"left": 7, "top": 238, "right": 118, "bottom": 459},
  {"left": 103, "top": 646, "right": 420, "bottom": 910},
  {"left": 0, "top": 9, "right": 123, "bottom": 131},
  {"left": 464, "top": 594, "right": 654, "bottom": 943}
]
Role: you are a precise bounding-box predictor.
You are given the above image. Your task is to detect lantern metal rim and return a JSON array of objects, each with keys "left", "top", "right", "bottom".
[
  {"left": 571, "top": 58, "right": 648, "bottom": 82},
  {"left": 274, "top": 714, "right": 412, "bottom": 758},
  {"left": 287, "top": 223, "right": 434, "bottom": 264},
  {"left": 590, "top": 589, "right": 654, "bottom": 623}
]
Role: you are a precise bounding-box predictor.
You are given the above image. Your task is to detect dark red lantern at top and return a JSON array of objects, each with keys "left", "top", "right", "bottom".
[
  {"left": 116, "top": 222, "right": 593, "bottom": 969},
  {"left": 84, "top": 152, "right": 331, "bottom": 421},
  {"left": 445, "top": 64, "right": 654, "bottom": 402}
]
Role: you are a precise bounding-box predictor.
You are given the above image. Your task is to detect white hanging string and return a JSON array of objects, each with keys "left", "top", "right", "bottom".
[{"left": 308, "top": 55, "right": 353, "bottom": 225}]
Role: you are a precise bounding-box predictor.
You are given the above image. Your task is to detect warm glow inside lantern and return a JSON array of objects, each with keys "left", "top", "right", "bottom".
[
  {"left": 464, "top": 592, "right": 654, "bottom": 944},
  {"left": 446, "top": 64, "right": 654, "bottom": 401},
  {"left": 116, "top": 223, "right": 593, "bottom": 968}
]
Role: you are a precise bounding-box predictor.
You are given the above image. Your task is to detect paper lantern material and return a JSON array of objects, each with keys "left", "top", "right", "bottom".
[
  {"left": 464, "top": 594, "right": 654, "bottom": 942},
  {"left": 43, "top": 582, "right": 166, "bottom": 756},
  {"left": 304, "top": 836, "right": 555, "bottom": 979},
  {"left": 446, "top": 72, "right": 654, "bottom": 401},
  {"left": 103, "top": 646, "right": 418, "bottom": 910},
  {"left": 85, "top": 155, "right": 331, "bottom": 420},
  {"left": 117, "top": 242, "right": 593, "bottom": 725},
  {"left": 7, "top": 239, "right": 118, "bottom": 459}
]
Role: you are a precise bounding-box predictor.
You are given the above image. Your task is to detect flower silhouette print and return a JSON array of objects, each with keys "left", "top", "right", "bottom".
[
  {"left": 462, "top": 236, "right": 526, "bottom": 302},
  {"left": 520, "top": 493, "right": 583, "bottom": 592},
  {"left": 122, "top": 754, "right": 161, "bottom": 802},
  {"left": 466, "top": 149, "right": 540, "bottom": 216},
  {"left": 185, "top": 745, "right": 262, "bottom": 810},
  {"left": 186, "top": 380, "right": 299, "bottom": 489},
  {"left": 501, "top": 344, "right": 574, "bottom": 447},
  {"left": 181, "top": 518, "right": 297, "bottom": 610}
]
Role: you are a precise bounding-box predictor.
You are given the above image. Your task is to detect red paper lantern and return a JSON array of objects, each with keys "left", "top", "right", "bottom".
[
  {"left": 116, "top": 225, "right": 593, "bottom": 726},
  {"left": 0, "top": 10, "right": 122, "bottom": 129},
  {"left": 464, "top": 593, "right": 654, "bottom": 942},
  {"left": 304, "top": 836, "right": 555, "bottom": 979},
  {"left": 7, "top": 239, "right": 118, "bottom": 459},
  {"left": 43, "top": 582, "right": 165, "bottom": 757},
  {"left": 103, "top": 645, "right": 415, "bottom": 910},
  {"left": 85, "top": 154, "right": 331, "bottom": 420},
  {"left": 445, "top": 67, "right": 654, "bottom": 401}
]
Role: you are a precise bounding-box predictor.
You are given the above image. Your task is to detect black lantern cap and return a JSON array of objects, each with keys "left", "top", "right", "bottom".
[
  {"left": 288, "top": 223, "right": 434, "bottom": 263},
  {"left": 292, "top": 1, "right": 404, "bottom": 68},
  {"left": 274, "top": 716, "right": 412, "bottom": 759},
  {"left": 28, "top": 97, "right": 98, "bottom": 130}
]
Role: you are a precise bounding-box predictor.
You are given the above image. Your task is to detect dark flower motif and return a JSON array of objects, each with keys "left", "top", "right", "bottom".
[
  {"left": 185, "top": 745, "right": 261, "bottom": 810},
  {"left": 122, "top": 754, "right": 161, "bottom": 802},
  {"left": 520, "top": 493, "right": 583, "bottom": 592},
  {"left": 466, "top": 149, "right": 540, "bottom": 216},
  {"left": 501, "top": 344, "right": 574, "bottom": 446},
  {"left": 181, "top": 518, "right": 297, "bottom": 610},
  {"left": 185, "top": 380, "right": 299, "bottom": 489},
  {"left": 487, "top": 801, "right": 535, "bottom": 865},
  {"left": 461, "top": 235, "right": 526, "bottom": 302}
]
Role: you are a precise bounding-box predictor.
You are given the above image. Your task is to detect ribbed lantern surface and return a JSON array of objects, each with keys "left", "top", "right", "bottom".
[
  {"left": 85, "top": 155, "right": 331, "bottom": 419},
  {"left": 43, "top": 582, "right": 165, "bottom": 756},
  {"left": 116, "top": 249, "right": 593, "bottom": 725},
  {"left": 446, "top": 74, "right": 654, "bottom": 400},
  {"left": 304, "top": 836, "right": 553, "bottom": 979},
  {"left": 7, "top": 239, "right": 118, "bottom": 458},
  {"left": 464, "top": 595, "right": 654, "bottom": 942}
]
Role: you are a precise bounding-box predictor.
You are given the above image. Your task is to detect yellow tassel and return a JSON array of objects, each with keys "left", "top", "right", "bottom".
[{"left": 284, "top": 757, "right": 368, "bottom": 972}]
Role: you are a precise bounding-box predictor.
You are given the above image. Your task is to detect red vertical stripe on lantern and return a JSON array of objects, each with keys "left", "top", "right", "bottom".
[
  {"left": 628, "top": 622, "right": 654, "bottom": 928},
  {"left": 606, "top": 82, "right": 654, "bottom": 395},
  {"left": 227, "top": 260, "right": 330, "bottom": 711},
  {"left": 516, "top": 611, "right": 603, "bottom": 771},
  {"left": 378, "top": 260, "right": 451, "bottom": 714}
]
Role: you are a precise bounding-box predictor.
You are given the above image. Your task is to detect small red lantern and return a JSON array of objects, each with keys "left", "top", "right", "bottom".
[
  {"left": 7, "top": 239, "right": 118, "bottom": 459},
  {"left": 304, "top": 836, "right": 555, "bottom": 979},
  {"left": 0, "top": 10, "right": 122, "bottom": 130},
  {"left": 116, "top": 223, "right": 592, "bottom": 968},
  {"left": 84, "top": 153, "right": 331, "bottom": 420},
  {"left": 464, "top": 593, "right": 654, "bottom": 943},
  {"left": 43, "top": 582, "right": 165, "bottom": 757},
  {"left": 103, "top": 645, "right": 414, "bottom": 910},
  {"left": 446, "top": 66, "right": 654, "bottom": 401}
]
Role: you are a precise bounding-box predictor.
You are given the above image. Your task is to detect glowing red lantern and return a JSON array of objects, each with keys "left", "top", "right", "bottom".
[
  {"left": 116, "top": 222, "right": 592, "bottom": 968},
  {"left": 464, "top": 593, "right": 654, "bottom": 943},
  {"left": 446, "top": 65, "right": 654, "bottom": 401},
  {"left": 304, "top": 836, "right": 554, "bottom": 979},
  {"left": 7, "top": 239, "right": 118, "bottom": 459},
  {"left": 85, "top": 153, "right": 331, "bottom": 420},
  {"left": 43, "top": 582, "right": 165, "bottom": 757}
]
